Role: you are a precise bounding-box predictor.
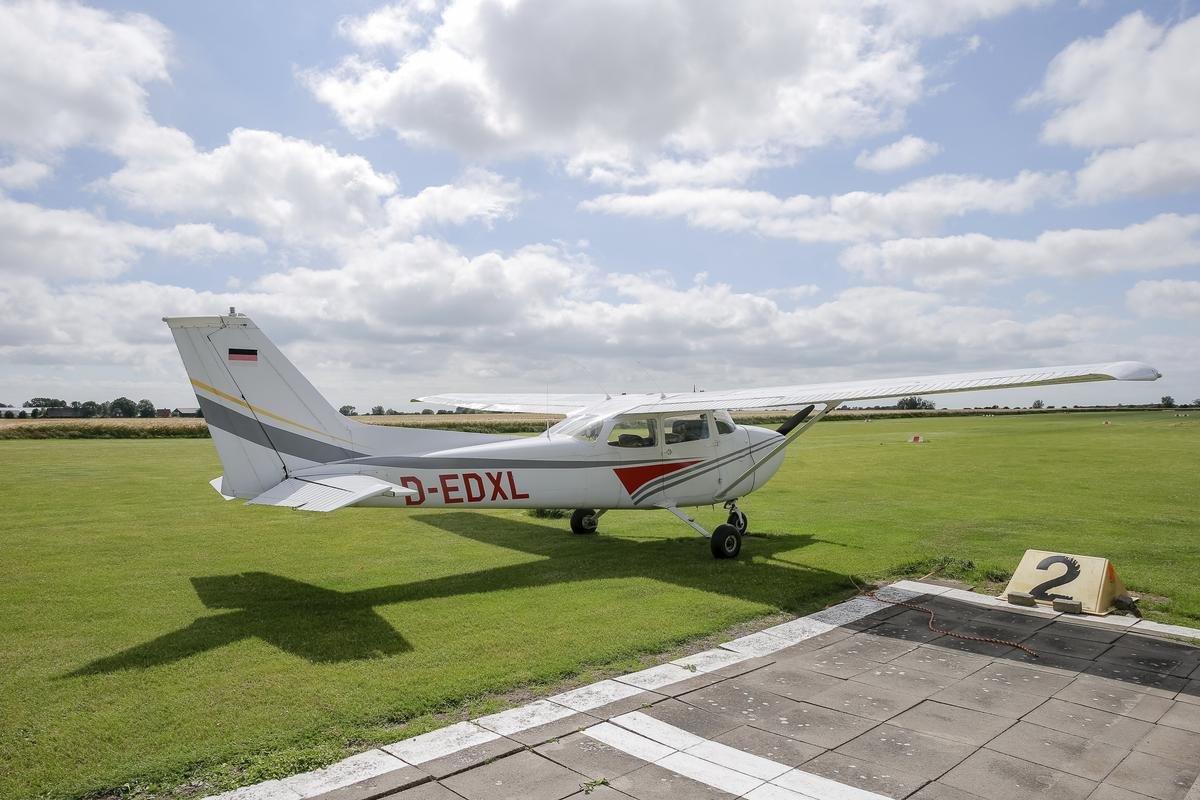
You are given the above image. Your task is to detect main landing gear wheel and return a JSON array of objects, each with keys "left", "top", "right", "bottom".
[
  {"left": 570, "top": 508, "right": 599, "bottom": 535},
  {"left": 726, "top": 508, "right": 748, "bottom": 535},
  {"left": 710, "top": 523, "right": 742, "bottom": 559}
]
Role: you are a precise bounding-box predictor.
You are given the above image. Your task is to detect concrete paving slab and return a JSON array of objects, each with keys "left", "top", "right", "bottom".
[
  {"left": 1022, "top": 698, "right": 1155, "bottom": 747},
  {"left": 656, "top": 750, "right": 764, "bottom": 795},
  {"left": 610, "top": 762, "right": 738, "bottom": 800},
  {"left": 670, "top": 648, "right": 753, "bottom": 674},
  {"left": 799, "top": 750, "right": 930, "bottom": 799},
  {"left": 1159, "top": 700, "right": 1200, "bottom": 733},
  {"left": 709, "top": 654, "right": 779, "bottom": 679},
  {"left": 1088, "top": 784, "right": 1156, "bottom": 800},
  {"left": 737, "top": 662, "right": 846, "bottom": 702},
  {"left": 711, "top": 725, "right": 825, "bottom": 767},
  {"left": 1097, "top": 641, "right": 1200, "bottom": 677},
  {"left": 941, "top": 749, "right": 1097, "bottom": 800},
  {"left": 383, "top": 782, "right": 462, "bottom": 800},
  {"left": 684, "top": 738, "right": 793, "bottom": 781},
  {"left": 551, "top": 680, "right": 648, "bottom": 713},
  {"left": 1133, "top": 620, "right": 1200, "bottom": 641},
  {"left": 836, "top": 722, "right": 975, "bottom": 779},
  {"left": 986, "top": 720, "right": 1129, "bottom": 781},
  {"left": 888, "top": 646, "right": 990, "bottom": 680},
  {"left": 476, "top": 699, "right": 579, "bottom": 737},
  {"left": 1178, "top": 680, "right": 1200, "bottom": 704},
  {"left": 583, "top": 721, "right": 675, "bottom": 764},
  {"left": 888, "top": 700, "right": 1015, "bottom": 746},
  {"left": 414, "top": 735, "right": 525, "bottom": 780},
  {"left": 208, "top": 780, "right": 304, "bottom": 800},
  {"left": 805, "top": 680, "right": 926, "bottom": 722},
  {"left": 306, "top": 766, "right": 428, "bottom": 800},
  {"left": 561, "top": 785, "right": 632, "bottom": 800},
  {"left": 640, "top": 671, "right": 724, "bottom": 698},
  {"left": 1083, "top": 661, "right": 1189, "bottom": 697},
  {"left": 503, "top": 711, "right": 599, "bottom": 747},
  {"left": 637, "top": 697, "right": 742, "bottom": 739},
  {"left": 1135, "top": 723, "right": 1200, "bottom": 762},
  {"left": 722, "top": 631, "right": 795, "bottom": 657},
  {"left": 747, "top": 700, "right": 878, "bottom": 748},
  {"left": 929, "top": 675, "right": 1048, "bottom": 719},
  {"left": 611, "top": 710, "right": 706, "bottom": 750},
  {"left": 281, "top": 748, "right": 408, "bottom": 797},
  {"left": 1104, "top": 751, "right": 1199, "bottom": 800},
  {"left": 383, "top": 721, "right": 502, "bottom": 766},
  {"left": 1055, "top": 676, "right": 1175, "bottom": 722},
  {"left": 535, "top": 731, "right": 650, "bottom": 781},
  {"left": 907, "top": 781, "right": 987, "bottom": 800},
  {"left": 1002, "top": 648, "right": 1098, "bottom": 673},
  {"left": 440, "top": 750, "right": 588, "bottom": 800},
  {"left": 868, "top": 619, "right": 946, "bottom": 645},
  {"left": 850, "top": 662, "right": 956, "bottom": 699},
  {"left": 968, "top": 662, "right": 1077, "bottom": 697},
  {"left": 820, "top": 634, "right": 921, "bottom": 664},
  {"left": 775, "top": 644, "right": 877, "bottom": 679},
  {"left": 921, "top": 636, "right": 1014, "bottom": 659},
  {"left": 614, "top": 663, "right": 698, "bottom": 691}
]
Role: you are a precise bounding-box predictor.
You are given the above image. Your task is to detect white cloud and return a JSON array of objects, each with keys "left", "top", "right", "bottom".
[
  {"left": 1127, "top": 279, "right": 1200, "bottom": 319},
  {"left": 0, "top": 194, "right": 264, "bottom": 279},
  {"left": 841, "top": 213, "right": 1200, "bottom": 289},
  {"left": 1031, "top": 12, "right": 1200, "bottom": 148},
  {"left": 582, "top": 170, "right": 1066, "bottom": 243},
  {"left": 1075, "top": 137, "right": 1200, "bottom": 201},
  {"left": 336, "top": 2, "right": 435, "bottom": 54},
  {"left": 104, "top": 128, "right": 520, "bottom": 245},
  {"left": 855, "top": 136, "right": 941, "bottom": 172},
  {"left": 0, "top": 159, "right": 52, "bottom": 189},
  {"left": 0, "top": 0, "right": 170, "bottom": 158}
]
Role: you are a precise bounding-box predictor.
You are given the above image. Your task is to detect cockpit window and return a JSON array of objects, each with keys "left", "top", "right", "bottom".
[
  {"left": 715, "top": 410, "right": 736, "bottom": 435},
  {"left": 608, "top": 417, "right": 658, "bottom": 448},
  {"left": 550, "top": 414, "right": 603, "bottom": 441},
  {"left": 664, "top": 413, "right": 711, "bottom": 444}
]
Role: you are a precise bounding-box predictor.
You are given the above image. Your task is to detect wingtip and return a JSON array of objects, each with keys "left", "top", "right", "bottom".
[{"left": 1106, "top": 361, "right": 1162, "bottom": 381}]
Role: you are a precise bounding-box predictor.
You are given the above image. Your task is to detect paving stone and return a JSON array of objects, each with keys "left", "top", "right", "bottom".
[
  {"left": 800, "top": 750, "right": 931, "bottom": 799},
  {"left": 535, "top": 732, "right": 649, "bottom": 781},
  {"left": 644, "top": 671, "right": 724, "bottom": 697},
  {"left": 986, "top": 721, "right": 1129, "bottom": 781},
  {"left": 820, "top": 633, "right": 921, "bottom": 664},
  {"left": 208, "top": 780, "right": 303, "bottom": 800},
  {"left": 671, "top": 648, "right": 754, "bottom": 675},
  {"left": 736, "top": 662, "right": 845, "bottom": 702},
  {"left": 711, "top": 725, "right": 824, "bottom": 767},
  {"left": 282, "top": 749, "right": 412, "bottom": 798},
  {"left": 1178, "top": 679, "right": 1200, "bottom": 704},
  {"left": 306, "top": 766, "right": 428, "bottom": 800},
  {"left": 551, "top": 681, "right": 650, "bottom": 714},
  {"left": 907, "top": 781, "right": 987, "bottom": 800},
  {"left": 1055, "top": 677, "right": 1175, "bottom": 722},
  {"left": 580, "top": 693, "right": 660, "bottom": 721},
  {"left": 888, "top": 645, "right": 990, "bottom": 680},
  {"left": 610, "top": 762, "right": 738, "bottom": 800},
  {"left": 384, "top": 722, "right": 501, "bottom": 766},
  {"left": 616, "top": 663, "right": 699, "bottom": 691},
  {"left": 639, "top": 698, "right": 742, "bottom": 739},
  {"left": 1022, "top": 698, "right": 1155, "bottom": 747},
  {"left": 440, "top": 750, "right": 588, "bottom": 800},
  {"left": 710, "top": 654, "right": 779, "bottom": 679},
  {"left": 941, "top": 749, "right": 1097, "bottom": 800},
  {"left": 918, "top": 636, "right": 1015, "bottom": 659},
  {"left": 942, "top": 619, "right": 1040, "bottom": 644},
  {"left": 476, "top": 700, "right": 580, "bottom": 737},
  {"left": 968, "top": 662, "right": 1076, "bottom": 698},
  {"left": 1135, "top": 723, "right": 1200, "bottom": 762},
  {"left": 775, "top": 645, "right": 876, "bottom": 679},
  {"left": 836, "top": 722, "right": 975, "bottom": 779},
  {"left": 1086, "top": 784, "right": 1153, "bottom": 800},
  {"left": 747, "top": 700, "right": 878, "bottom": 749},
  {"left": 414, "top": 736, "right": 524, "bottom": 779},
  {"left": 1023, "top": 631, "right": 1115, "bottom": 661},
  {"left": 1003, "top": 648, "right": 1097, "bottom": 673},
  {"left": 561, "top": 786, "right": 631, "bottom": 800},
  {"left": 505, "top": 712, "right": 600, "bottom": 747},
  {"left": 1083, "top": 661, "right": 1188, "bottom": 697},
  {"left": 1104, "top": 751, "right": 1199, "bottom": 800},
  {"left": 929, "top": 676, "right": 1047, "bottom": 719},
  {"left": 1099, "top": 641, "right": 1200, "bottom": 677},
  {"left": 867, "top": 617, "right": 946, "bottom": 644},
  {"left": 888, "top": 700, "right": 1015, "bottom": 746},
  {"left": 1049, "top": 621, "right": 1129, "bottom": 643},
  {"left": 850, "top": 662, "right": 956, "bottom": 699},
  {"left": 722, "top": 632, "right": 794, "bottom": 658},
  {"left": 384, "top": 782, "right": 462, "bottom": 800},
  {"left": 1158, "top": 700, "right": 1200, "bottom": 733},
  {"left": 805, "top": 680, "right": 926, "bottom": 721}
]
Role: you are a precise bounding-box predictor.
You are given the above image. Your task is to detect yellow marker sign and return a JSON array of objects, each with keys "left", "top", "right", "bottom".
[{"left": 1003, "top": 549, "right": 1128, "bottom": 615}]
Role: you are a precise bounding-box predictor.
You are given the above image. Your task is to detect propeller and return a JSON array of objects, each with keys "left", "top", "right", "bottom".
[{"left": 776, "top": 405, "right": 815, "bottom": 436}]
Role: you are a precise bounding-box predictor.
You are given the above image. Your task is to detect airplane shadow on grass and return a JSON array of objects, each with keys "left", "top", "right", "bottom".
[{"left": 70, "top": 513, "right": 854, "bottom": 676}]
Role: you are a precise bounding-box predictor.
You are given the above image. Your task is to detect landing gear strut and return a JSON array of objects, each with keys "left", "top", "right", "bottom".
[
  {"left": 570, "top": 508, "right": 603, "bottom": 535},
  {"left": 662, "top": 505, "right": 744, "bottom": 559},
  {"left": 724, "top": 500, "right": 748, "bottom": 535}
]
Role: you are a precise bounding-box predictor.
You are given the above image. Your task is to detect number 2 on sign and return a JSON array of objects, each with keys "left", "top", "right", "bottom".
[{"left": 1029, "top": 554, "right": 1082, "bottom": 601}]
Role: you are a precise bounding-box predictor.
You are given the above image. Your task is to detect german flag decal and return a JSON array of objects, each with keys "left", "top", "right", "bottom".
[{"left": 228, "top": 348, "right": 258, "bottom": 362}]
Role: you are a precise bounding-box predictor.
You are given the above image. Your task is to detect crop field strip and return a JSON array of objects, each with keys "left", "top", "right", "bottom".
[{"left": 0, "top": 410, "right": 1195, "bottom": 799}]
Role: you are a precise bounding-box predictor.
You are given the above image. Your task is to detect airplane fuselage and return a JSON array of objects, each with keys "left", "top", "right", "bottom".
[{"left": 294, "top": 421, "right": 786, "bottom": 510}]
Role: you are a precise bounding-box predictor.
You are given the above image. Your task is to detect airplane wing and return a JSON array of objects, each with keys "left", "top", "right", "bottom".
[
  {"left": 246, "top": 474, "right": 414, "bottom": 512},
  {"left": 621, "top": 361, "right": 1161, "bottom": 415},
  {"left": 416, "top": 392, "right": 612, "bottom": 415}
]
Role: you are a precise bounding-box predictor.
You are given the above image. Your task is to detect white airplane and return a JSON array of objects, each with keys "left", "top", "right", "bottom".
[{"left": 165, "top": 311, "right": 1161, "bottom": 559}]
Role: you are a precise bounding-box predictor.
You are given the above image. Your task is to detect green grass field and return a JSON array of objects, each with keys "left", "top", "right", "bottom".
[{"left": 1, "top": 411, "right": 1196, "bottom": 800}]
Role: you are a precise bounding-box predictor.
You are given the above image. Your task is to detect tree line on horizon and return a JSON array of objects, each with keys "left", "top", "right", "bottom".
[{"left": 0, "top": 397, "right": 198, "bottom": 420}]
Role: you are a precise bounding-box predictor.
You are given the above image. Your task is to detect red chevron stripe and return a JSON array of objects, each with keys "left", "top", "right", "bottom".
[{"left": 613, "top": 460, "right": 702, "bottom": 495}]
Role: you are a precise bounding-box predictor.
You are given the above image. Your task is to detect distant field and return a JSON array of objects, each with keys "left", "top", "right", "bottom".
[{"left": 0, "top": 411, "right": 1196, "bottom": 800}]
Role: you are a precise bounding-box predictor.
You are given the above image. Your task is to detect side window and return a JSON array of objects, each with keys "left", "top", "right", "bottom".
[
  {"left": 715, "top": 411, "right": 736, "bottom": 435},
  {"left": 608, "top": 418, "right": 658, "bottom": 448},
  {"left": 664, "top": 413, "right": 711, "bottom": 444}
]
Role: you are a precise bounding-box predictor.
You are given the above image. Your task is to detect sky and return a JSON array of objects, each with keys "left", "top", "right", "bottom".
[{"left": 0, "top": 0, "right": 1197, "bottom": 411}]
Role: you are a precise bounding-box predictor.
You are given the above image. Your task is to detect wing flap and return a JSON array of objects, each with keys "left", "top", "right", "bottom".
[{"left": 247, "top": 474, "right": 414, "bottom": 513}]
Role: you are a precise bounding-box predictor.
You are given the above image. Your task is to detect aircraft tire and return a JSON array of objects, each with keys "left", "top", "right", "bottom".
[
  {"left": 570, "top": 508, "right": 599, "bottom": 535},
  {"left": 727, "top": 509, "right": 748, "bottom": 534},
  {"left": 710, "top": 524, "right": 742, "bottom": 559}
]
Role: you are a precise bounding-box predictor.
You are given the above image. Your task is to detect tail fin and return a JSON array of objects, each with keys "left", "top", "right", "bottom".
[
  {"left": 165, "top": 312, "right": 363, "bottom": 498},
  {"left": 165, "top": 311, "right": 517, "bottom": 499}
]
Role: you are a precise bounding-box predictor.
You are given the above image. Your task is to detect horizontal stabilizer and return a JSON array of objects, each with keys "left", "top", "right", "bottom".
[{"left": 247, "top": 474, "right": 414, "bottom": 513}]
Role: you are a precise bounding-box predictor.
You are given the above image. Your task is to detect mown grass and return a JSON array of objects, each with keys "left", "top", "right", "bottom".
[{"left": 0, "top": 411, "right": 1196, "bottom": 800}]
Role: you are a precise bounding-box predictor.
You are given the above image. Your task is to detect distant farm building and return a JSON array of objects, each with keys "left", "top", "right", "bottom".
[
  {"left": 155, "top": 408, "right": 172, "bottom": 418},
  {"left": 42, "top": 408, "right": 83, "bottom": 418},
  {"left": 172, "top": 407, "right": 202, "bottom": 417}
]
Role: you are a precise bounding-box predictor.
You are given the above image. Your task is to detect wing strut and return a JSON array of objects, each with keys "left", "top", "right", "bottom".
[{"left": 716, "top": 402, "right": 840, "bottom": 501}]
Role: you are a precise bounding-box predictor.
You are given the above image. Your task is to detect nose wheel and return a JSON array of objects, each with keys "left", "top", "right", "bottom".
[{"left": 724, "top": 502, "right": 748, "bottom": 535}]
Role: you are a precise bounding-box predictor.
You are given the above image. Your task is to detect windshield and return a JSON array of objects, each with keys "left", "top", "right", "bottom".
[{"left": 549, "top": 414, "right": 603, "bottom": 442}]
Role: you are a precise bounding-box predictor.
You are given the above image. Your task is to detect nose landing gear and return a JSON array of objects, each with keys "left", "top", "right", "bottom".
[
  {"left": 570, "top": 508, "right": 603, "bottom": 535},
  {"left": 724, "top": 500, "right": 748, "bottom": 535}
]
